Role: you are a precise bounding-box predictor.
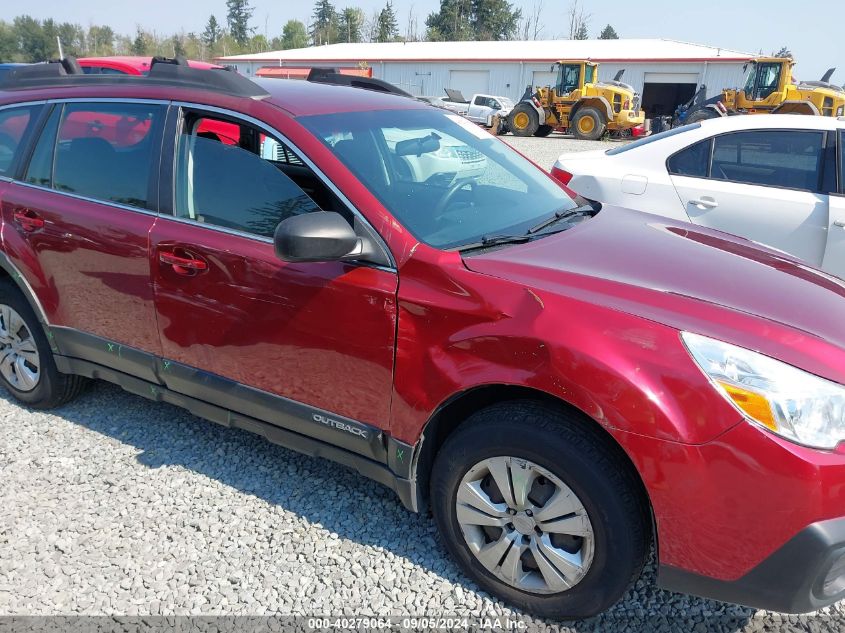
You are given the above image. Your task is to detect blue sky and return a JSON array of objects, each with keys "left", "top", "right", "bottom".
[{"left": 17, "top": 0, "right": 844, "bottom": 81}]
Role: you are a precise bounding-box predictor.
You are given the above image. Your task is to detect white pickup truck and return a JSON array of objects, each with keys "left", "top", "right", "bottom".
[{"left": 435, "top": 89, "right": 514, "bottom": 131}]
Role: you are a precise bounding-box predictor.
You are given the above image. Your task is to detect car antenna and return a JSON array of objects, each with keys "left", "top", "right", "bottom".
[{"left": 56, "top": 36, "right": 65, "bottom": 60}]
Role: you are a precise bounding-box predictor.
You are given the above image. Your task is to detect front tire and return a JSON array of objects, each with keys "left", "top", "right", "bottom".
[
  {"left": 430, "top": 401, "right": 649, "bottom": 619},
  {"left": 0, "top": 281, "right": 87, "bottom": 408},
  {"left": 508, "top": 104, "right": 540, "bottom": 137}
]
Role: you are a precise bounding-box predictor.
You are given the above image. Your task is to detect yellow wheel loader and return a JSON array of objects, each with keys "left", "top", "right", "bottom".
[
  {"left": 507, "top": 61, "right": 645, "bottom": 140},
  {"left": 675, "top": 58, "right": 844, "bottom": 125}
]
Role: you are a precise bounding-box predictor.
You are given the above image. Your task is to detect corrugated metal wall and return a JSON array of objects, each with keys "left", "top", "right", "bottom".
[{"left": 233, "top": 59, "right": 747, "bottom": 101}]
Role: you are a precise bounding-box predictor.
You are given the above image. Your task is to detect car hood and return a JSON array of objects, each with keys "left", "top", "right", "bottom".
[{"left": 464, "top": 206, "right": 845, "bottom": 352}]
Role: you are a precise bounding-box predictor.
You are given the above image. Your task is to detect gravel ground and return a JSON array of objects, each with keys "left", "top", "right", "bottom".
[
  {"left": 500, "top": 133, "right": 624, "bottom": 169},
  {"left": 0, "top": 133, "right": 843, "bottom": 630},
  {"left": 2, "top": 383, "right": 844, "bottom": 630}
]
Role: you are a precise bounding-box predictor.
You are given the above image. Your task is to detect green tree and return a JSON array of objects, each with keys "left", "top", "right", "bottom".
[
  {"left": 311, "top": 0, "right": 337, "bottom": 45},
  {"left": 130, "top": 27, "right": 149, "bottom": 56},
  {"left": 376, "top": 1, "right": 399, "bottom": 42},
  {"left": 14, "top": 16, "right": 51, "bottom": 61},
  {"left": 471, "top": 0, "right": 520, "bottom": 40},
  {"left": 598, "top": 24, "right": 618, "bottom": 39},
  {"left": 87, "top": 25, "right": 115, "bottom": 55},
  {"left": 0, "top": 21, "right": 18, "bottom": 61},
  {"left": 202, "top": 15, "right": 222, "bottom": 48},
  {"left": 338, "top": 7, "right": 365, "bottom": 43},
  {"left": 773, "top": 46, "right": 792, "bottom": 58},
  {"left": 171, "top": 34, "right": 186, "bottom": 58},
  {"left": 281, "top": 19, "right": 308, "bottom": 49},
  {"left": 425, "top": 0, "right": 473, "bottom": 41},
  {"left": 226, "top": 0, "right": 254, "bottom": 47},
  {"left": 574, "top": 22, "right": 589, "bottom": 40}
]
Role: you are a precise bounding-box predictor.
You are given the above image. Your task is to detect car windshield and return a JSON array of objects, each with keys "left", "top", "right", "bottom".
[
  {"left": 300, "top": 108, "right": 577, "bottom": 250},
  {"left": 498, "top": 97, "right": 515, "bottom": 108}
]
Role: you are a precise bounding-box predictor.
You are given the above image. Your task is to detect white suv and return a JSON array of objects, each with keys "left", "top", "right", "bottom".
[{"left": 553, "top": 114, "right": 845, "bottom": 279}]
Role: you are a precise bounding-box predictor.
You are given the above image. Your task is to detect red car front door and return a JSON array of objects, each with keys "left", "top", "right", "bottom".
[{"left": 149, "top": 106, "right": 398, "bottom": 457}]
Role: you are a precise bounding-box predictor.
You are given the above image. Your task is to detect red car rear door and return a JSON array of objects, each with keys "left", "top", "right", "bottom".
[
  {"left": 0, "top": 100, "right": 167, "bottom": 380},
  {"left": 149, "top": 105, "right": 398, "bottom": 460}
]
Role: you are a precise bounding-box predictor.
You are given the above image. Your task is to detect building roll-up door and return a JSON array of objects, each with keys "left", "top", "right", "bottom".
[
  {"left": 641, "top": 72, "right": 701, "bottom": 117},
  {"left": 448, "top": 70, "right": 490, "bottom": 97},
  {"left": 532, "top": 71, "right": 557, "bottom": 90}
]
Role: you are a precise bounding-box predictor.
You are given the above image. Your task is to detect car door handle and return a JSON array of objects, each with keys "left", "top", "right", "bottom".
[
  {"left": 159, "top": 250, "right": 208, "bottom": 275},
  {"left": 12, "top": 209, "right": 45, "bottom": 231},
  {"left": 834, "top": 221, "right": 845, "bottom": 228},
  {"left": 689, "top": 197, "right": 719, "bottom": 210}
]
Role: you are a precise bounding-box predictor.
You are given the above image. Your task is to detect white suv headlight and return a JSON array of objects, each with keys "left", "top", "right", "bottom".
[{"left": 681, "top": 332, "right": 845, "bottom": 449}]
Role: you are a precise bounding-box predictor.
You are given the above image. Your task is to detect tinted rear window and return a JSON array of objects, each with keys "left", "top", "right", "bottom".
[
  {"left": 52, "top": 102, "right": 165, "bottom": 209},
  {"left": 606, "top": 123, "right": 701, "bottom": 156}
]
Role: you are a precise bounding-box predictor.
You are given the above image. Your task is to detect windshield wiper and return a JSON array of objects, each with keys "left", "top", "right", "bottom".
[
  {"left": 454, "top": 233, "right": 532, "bottom": 253},
  {"left": 527, "top": 205, "right": 597, "bottom": 235}
]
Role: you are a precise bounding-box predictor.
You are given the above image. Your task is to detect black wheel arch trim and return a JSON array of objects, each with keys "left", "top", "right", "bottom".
[
  {"left": 658, "top": 517, "right": 845, "bottom": 613},
  {"left": 0, "top": 251, "right": 51, "bottom": 326}
]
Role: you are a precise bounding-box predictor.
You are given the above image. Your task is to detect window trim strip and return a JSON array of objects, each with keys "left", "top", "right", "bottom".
[{"left": 169, "top": 101, "right": 397, "bottom": 271}]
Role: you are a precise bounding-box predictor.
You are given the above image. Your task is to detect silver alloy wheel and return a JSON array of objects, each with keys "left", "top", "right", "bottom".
[
  {"left": 0, "top": 304, "right": 40, "bottom": 392},
  {"left": 456, "top": 456, "right": 594, "bottom": 594}
]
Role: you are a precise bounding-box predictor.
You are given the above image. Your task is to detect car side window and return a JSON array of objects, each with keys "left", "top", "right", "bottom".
[
  {"left": 711, "top": 130, "right": 824, "bottom": 192},
  {"left": 45, "top": 102, "right": 164, "bottom": 209},
  {"left": 667, "top": 139, "right": 712, "bottom": 178},
  {"left": 0, "top": 104, "right": 42, "bottom": 177},
  {"left": 174, "top": 113, "right": 342, "bottom": 238},
  {"left": 24, "top": 106, "right": 61, "bottom": 187}
]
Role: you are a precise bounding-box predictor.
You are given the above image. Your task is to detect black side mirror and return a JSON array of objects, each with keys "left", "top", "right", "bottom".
[{"left": 274, "top": 212, "right": 360, "bottom": 263}]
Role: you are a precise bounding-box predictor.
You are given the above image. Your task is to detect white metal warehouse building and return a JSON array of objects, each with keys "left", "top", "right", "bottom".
[{"left": 217, "top": 39, "right": 754, "bottom": 117}]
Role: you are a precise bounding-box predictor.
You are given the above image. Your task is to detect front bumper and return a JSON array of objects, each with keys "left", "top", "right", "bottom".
[
  {"left": 607, "top": 109, "right": 645, "bottom": 129},
  {"left": 658, "top": 517, "right": 845, "bottom": 613}
]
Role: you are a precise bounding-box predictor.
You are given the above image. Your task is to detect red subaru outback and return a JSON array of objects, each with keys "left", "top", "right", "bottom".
[{"left": 0, "top": 60, "right": 844, "bottom": 619}]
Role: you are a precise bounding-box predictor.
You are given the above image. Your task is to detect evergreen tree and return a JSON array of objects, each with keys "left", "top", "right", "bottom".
[
  {"left": 281, "top": 19, "right": 308, "bottom": 49},
  {"left": 574, "top": 22, "right": 589, "bottom": 40},
  {"left": 598, "top": 24, "right": 618, "bottom": 39},
  {"left": 425, "top": 0, "right": 473, "bottom": 41},
  {"left": 338, "top": 7, "right": 365, "bottom": 43},
  {"left": 202, "top": 15, "right": 222, "bottom": 48},
  {"left": 310, "top": 0, "right": 337, "bottom": 45},
  {"left": 773, "top": 46, "right": 792, "bottom": 58},
  {"left": 376, "top": 2, "right": 399, "bottom": 42},
  {"left": 226, "top": 0, "right": 254, "bottom": 47},
  {"left": 130, "top": 27, "right": 148, "bottom": 56},
  {"left": 471, "top": 0, "right": 521, "bottom": 41}
]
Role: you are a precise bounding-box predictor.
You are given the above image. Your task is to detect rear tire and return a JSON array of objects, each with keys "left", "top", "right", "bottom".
[
  {"left": 571, "top": 107, "right": 606, "bottom": 141},
  {"left": 508, "top": 104, "right": 540, "bottom": 137},
  {"left": 534, "top": 125, "right": 554, "bottom": 137},
  {"left": 0, "top": 281, "right": 87, "bottom": 408},
  {"left": 430, "top": 401, "right": 649, "bottom": 620}
]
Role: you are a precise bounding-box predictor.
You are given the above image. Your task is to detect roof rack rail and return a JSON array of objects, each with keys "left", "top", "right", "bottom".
[
  {"left": 0, "top": 55, "right": 268, "bottom": 99},
  {"left": 306, "top": 68, "right": 413, "bottom": 98}
]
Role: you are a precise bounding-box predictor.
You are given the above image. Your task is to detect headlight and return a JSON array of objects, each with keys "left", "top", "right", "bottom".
[{"left": 681, "top": 332, "right": 845, "bottom": 449}]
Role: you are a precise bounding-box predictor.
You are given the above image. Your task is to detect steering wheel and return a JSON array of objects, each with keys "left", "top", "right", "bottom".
[{"left": 433, "top": 178, "right": 476, "bottom": 218}]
